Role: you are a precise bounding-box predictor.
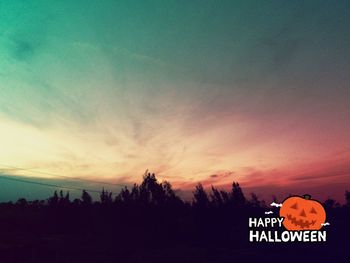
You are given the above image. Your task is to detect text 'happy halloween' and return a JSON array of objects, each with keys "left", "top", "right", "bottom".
[{"left": 248, "top": 217, "right": 326, "bottom": 242}]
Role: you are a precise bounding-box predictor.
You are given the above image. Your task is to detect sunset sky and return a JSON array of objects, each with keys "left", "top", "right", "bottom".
[{"left": 0, "top": 1, "right": 350, "bottom": 201}]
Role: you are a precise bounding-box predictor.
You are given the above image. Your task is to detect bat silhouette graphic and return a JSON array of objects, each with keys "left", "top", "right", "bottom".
[{"left": 270, "top": 202, "right": 283, "bottom": 208}]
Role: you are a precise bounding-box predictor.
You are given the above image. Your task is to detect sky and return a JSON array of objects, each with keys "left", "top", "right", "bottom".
[{"left": 0, "top": 0, "right": 350, "bottom": 202}]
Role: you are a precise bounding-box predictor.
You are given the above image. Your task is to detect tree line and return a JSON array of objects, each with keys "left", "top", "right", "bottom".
[
  {"left": 0, "top": 172, "right": 349, "bottom": 262},
  {"left": 4, "top": 172, "right": 350, "bottom": 209}
]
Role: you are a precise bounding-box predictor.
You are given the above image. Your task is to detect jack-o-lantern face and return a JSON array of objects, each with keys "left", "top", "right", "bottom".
[{"left": 279, "top": 195, "right": 326, "bottom": 231}]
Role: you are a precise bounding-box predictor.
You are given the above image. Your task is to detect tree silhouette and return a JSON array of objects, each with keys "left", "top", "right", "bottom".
[
  {"left": 193, "top": 183, "right": 209, "bottom": 208},
  {"left": 345, "top": 190, "right": 350, "bottom": 207},
  {"left": 249, "top": 193, "right": 261, "bottom": 208},
  {"left": 210, "top": 186, "right": 223, "bottom": 207},
  {"left": 130, "top": 183, "right": 140, "bottom": 203},
  {"left": 230, "top": 182, "right": 246, "bottom": 207},
  {"left": 58, "top": 190, "right": 70, "bottom": 207},
  {"left": 139, "top": 172, "right": 166, "bottom": 205},
  {"left": 100, "top": 188, "right": 113, "bottom": 206},
  {"left": 82, "top": 190, "right": 92, "bottom": 206},
  {"left": 324, "top": 198, "right": 340, "bottom": 209},
  {"left": 48, "top": 190, "right": 59, "bottom": 207},
  {"left": 16, "top": 198, "right": 28, "bottom": 208},
  {"left": 162, "top": 181, "right": 183, "bottom": 206},
  {"left": 220, "top": 190, "right": 230, "bottom": 204},
  {"left": 115, "top": 186, "right": 131, "bottom": 204}
]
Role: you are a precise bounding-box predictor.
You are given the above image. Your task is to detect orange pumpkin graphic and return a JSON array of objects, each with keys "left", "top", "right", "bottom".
[{"left": 279, "top": 195, "right": 326, "bottom": 231}]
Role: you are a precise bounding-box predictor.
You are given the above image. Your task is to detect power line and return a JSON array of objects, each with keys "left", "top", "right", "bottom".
[
  {"left": 0, "top": 174, "right": 120, "bottom": 194},
  {"left": 0, "top": 163, "right": 128, "bottom": 187}
]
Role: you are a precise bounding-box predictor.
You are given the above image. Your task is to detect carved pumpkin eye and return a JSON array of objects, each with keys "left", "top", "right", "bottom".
[
  {"left": 290, "top": 202, "right": 298, "bottom": 209},
  {"left": 310, "top": 207, "right": 317, "bottom": 214}
]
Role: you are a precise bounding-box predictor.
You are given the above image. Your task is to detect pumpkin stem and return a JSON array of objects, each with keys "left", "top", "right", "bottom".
[{"left": 303, "top": 194, "right": 311, "bottom": 200}]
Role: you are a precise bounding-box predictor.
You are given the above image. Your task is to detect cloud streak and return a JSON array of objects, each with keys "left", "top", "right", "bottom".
[{"left": 0, "top": 1, "right": 349, "bottom": 200}]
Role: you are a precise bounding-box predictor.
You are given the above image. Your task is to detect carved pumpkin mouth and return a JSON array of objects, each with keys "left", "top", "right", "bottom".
[{"left": 286, "top": 214, "right": 316, "bottom": 229}]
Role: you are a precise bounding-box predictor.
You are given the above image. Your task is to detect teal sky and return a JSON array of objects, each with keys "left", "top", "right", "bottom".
[{"left": 0, "top": 1, "right": 350, "bottom": 201}]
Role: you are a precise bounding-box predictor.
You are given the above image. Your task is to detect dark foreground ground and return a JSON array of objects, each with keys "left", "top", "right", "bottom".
[
  {"left": 0, "top": 175, "right": 349, "bottom": 262},
  {"left": 0, "top": 203, "right": 348, "bottom": 263}
]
